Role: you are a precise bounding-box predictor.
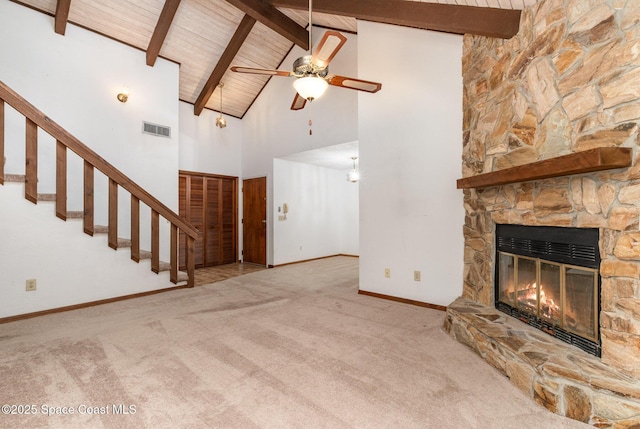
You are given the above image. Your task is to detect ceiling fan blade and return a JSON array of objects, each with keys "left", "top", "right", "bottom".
[
  {"left": 328, "top": 75, "right": 382, "bottom": 93},
  {"left": 290, "top": 93, "right": 307, "bottom": 110},
  {"left": 311, "top": 31, "right": 347, "bottom": 68},
  {"left": 230, "top": 66, "right": 292, "bottom": 77}
]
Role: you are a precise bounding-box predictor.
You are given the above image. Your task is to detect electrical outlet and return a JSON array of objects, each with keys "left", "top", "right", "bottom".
[
  {"left": 414, "top": 271, "right": 421, "bottom": 282},
  {"left": 384, "top": 268, "right": 391, "bottom": 278},
  {"left": 26, "top": 279, "right": 37, "bottom": 291}
]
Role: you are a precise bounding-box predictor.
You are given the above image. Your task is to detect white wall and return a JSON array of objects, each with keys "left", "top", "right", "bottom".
[
  {"left": 178, "top": 101, "right": 242, "bottom": 176},
  {"left": 241, "top": 28, "right": 361, "bottom": 265},
  {"left": 0, "top": 184, "right": 179, "bottom": 318},
  {"left": 357, "top": 21, "right": 465, "bottom": 306},
  {"left": 0, "top": 2, "right": 182, "bottom": 317},
  {"left": 273, "top": 159, "right": 358, "bottom": 265}
]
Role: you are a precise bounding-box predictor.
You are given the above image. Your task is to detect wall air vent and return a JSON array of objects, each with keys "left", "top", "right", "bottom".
[{"left": 142, "top": 121, "right": 171, "bottom": 138}]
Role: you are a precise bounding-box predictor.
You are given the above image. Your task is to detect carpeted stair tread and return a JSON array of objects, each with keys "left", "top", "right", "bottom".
[
  {"left": 83, "top": 230, "right": 132, "bottom": 249},
  {"left": 94, "top": 225, "right": 109, "bottom": 234},
  {"left": 3, "top": 174, "right": 26, "bottom": 182},
  {"left": 37, "top": 193, "right": 56, "bottom": 201},
  {"left": 158, "top": 262, "right": 187, "bottom": 279},
  {"left": 66, "top": 211, "right": 84, "bottom": 219}
]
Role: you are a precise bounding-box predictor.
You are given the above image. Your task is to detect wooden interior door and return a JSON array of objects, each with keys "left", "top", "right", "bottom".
[
  {"left": 242, "top": 177, "right": 266, "bottom": 265},
  {"left": 180, "top": 172, "right": 237, "bottom": 269}
]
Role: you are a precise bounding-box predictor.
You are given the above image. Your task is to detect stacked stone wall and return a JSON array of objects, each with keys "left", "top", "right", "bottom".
[{"left": 461, "top": 0, "right": 640, "bottom": 379}]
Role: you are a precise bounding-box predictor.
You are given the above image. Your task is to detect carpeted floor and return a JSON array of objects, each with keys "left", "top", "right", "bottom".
[{"left": 0, "top": 256, "right": 590, "bottom": 428}]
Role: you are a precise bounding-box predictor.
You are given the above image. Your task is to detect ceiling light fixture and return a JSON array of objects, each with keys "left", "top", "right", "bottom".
[
  {"left": 216, "top": 82, "right": 227, "bottom": 129},
  {"left": 347, "top": 156, "right": 359, "bottom": 182}
]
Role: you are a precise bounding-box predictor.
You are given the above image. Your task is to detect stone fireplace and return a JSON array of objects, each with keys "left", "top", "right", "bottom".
[{"left": 443, "top": 0, "right": 640, "bottom": 426}]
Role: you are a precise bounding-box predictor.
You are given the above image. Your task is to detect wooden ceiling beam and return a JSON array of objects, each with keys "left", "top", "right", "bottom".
[
  {"left": 269, "top": 0, "right": 521, "bottom": 39},
  {"left": 54, "top": 0, "right": 72, "bottom": 35},
  {"left": 225, "top": 0, "right": 309, "bottom": 49},
  {"left": 194, "top": 14, "right": 257, "bottom": 116},
  {"left": 147, "top": 0, "right": 182, "bottom": 66}
]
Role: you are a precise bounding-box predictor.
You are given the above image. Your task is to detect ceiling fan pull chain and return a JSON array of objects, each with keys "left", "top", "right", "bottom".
[{"left": 309, "top": 103, "right": 313, "bottom": 135}]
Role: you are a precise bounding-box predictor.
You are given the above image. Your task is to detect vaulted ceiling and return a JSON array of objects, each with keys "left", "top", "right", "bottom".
[{"left": 11, "top": 0, "right": 540, "bottom": 119}]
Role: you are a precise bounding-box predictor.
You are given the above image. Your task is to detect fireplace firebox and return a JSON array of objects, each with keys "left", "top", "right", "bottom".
[{"left": 495, "top": 224, "right": 601, "bottom": 357}]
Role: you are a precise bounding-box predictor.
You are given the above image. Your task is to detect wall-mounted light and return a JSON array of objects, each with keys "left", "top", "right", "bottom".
[
  {"left": 116, "top": 88, "right": 129, "bottom": 103},
  {"left": 216, "top": 82, "right": 227, "bottom": 129},
  {"left": 347, "top": 156, "right": 359, "bottom": 182}
]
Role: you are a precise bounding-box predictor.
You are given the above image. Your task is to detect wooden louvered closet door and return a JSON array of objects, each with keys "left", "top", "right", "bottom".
[
  {"left": 179, "top": 172, "right": 237, "bottom": 269},
  {"left": 204, "top": 178, "right": 220, "bottom": 266}
]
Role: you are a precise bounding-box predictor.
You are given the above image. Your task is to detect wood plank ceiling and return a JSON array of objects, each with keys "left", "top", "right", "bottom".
[{"left": 11, "top": 0, "right": 540, "bottom": 119}]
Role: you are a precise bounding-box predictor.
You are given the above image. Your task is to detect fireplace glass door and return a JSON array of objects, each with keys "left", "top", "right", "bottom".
[
  {"left": 497, "top": 253, "right": 515, "bottom": 305},
  {"left": 565, "top": 266, "right": 597, "bottom": 340},
  {"left": 497, "top": 251, "right": 598, "bottom": 343},
  {"left": 495, "top": 224, "right": 600, "bottom": 356}
]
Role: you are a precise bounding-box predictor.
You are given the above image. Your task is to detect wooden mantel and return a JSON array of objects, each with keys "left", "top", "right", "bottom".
[{"left": 456, "top": 147, "right": 633, "bottom": 189}]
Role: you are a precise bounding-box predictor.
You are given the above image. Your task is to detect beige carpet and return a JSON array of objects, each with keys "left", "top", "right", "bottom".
[{"left": 0, "top": 256, "right": 589, "bottom": 429}]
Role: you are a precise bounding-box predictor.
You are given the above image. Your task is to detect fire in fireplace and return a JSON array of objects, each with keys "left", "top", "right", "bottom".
[{"left": 495, "top": 224, "right": 601, "bottom": 356}]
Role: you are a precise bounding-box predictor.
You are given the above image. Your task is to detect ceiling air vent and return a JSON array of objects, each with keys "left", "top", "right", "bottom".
[{"left": 142, "top": 121, "right": 171, "bottom": 138}]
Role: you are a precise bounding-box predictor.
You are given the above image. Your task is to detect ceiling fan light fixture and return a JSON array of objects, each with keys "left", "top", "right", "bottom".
[{"left": 294, "top": 76, "right": 328, "bottom": 101}]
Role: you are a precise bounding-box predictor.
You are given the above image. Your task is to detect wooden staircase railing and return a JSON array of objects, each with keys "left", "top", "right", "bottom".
[{"left": 0, "top": 81, "right": 198, "bottom": 287}]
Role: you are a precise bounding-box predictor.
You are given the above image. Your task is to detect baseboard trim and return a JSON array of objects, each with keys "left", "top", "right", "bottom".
[
  {"left": 358, "top": 290, "right": 447, "bottom": 311},
  {"left": 0, "top": 285, "right": 189, "bottom": 324},
  {"left": 272, "top": 254, "right": 359, "bottom": 268}
]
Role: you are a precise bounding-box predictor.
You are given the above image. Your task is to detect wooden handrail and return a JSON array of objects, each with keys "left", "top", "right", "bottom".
[{"left": 0, "top": 80, "right": 198, "bottom": 239}]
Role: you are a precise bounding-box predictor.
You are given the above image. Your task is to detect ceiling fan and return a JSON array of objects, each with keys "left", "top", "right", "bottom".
[{"left": 230, "top": 0, "right": 382, "bottom": 111}]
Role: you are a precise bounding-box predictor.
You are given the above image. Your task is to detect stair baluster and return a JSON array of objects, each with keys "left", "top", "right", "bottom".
[
  {"left": 131, "top": 195, "right": 140, "bottom": 262},
  {"left": 0, "top": 99, "right": 4, "bottom": 185},
  {"left": 108, "top": 178, "right": 118, "bottom": 250},
  {"left": 151, "top": 210, "right": 160, "bottom": 274},
  {"left": 55, "top": 141, "right": 67, "bottom": 220},
  {"left": 25, "top": 118, "right": 37, "bottom": 204},
  {"left": 83, "top": 161, "right": 94, "bottom": 236}
]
